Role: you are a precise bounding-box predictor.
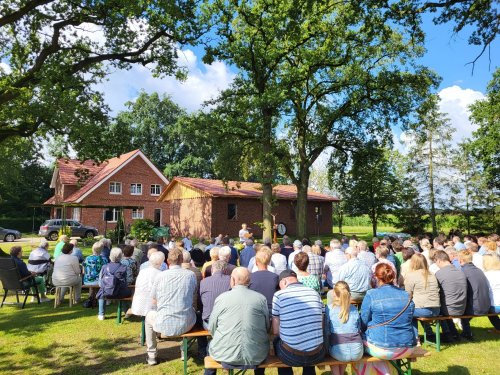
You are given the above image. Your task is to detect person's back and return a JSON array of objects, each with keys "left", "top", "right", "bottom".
[
  {"left": 27, "top": 245, "right": 51, "bottom": 274},
  {"left": 337, "top": 248, "right": 371, "bottom": 301},
  {"left": 131, "top": 266, "right": 162, "bottom": 316},
  {"left": 435, "top": 263, "right": 467, "bottom": 316},
  {"left": 324, "top": 245, "right": 347, "bottom": 287},
  {"left": 239, "top": 241, "right": 255, "bottom": 267},
  {"left": 208, "top": 282, "right": 270, "bottom": 366},
  {"left": 249, "top": 270, "right": 279, "bottom": 313},
  {"left": 361, "top": 283, "right": 415, "bottom": 348},
  {"left": 200, "top": 262, "right": 231, "bottom": 323}
]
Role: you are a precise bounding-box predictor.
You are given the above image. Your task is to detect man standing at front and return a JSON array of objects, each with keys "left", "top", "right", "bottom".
[
  {"left": 272, "top": 270, "right": 325, "bottom": 375},
  {"left": 145, "top": 248, "right": 197, "bottom": 365},
  {"left": 205, "top": 267, "right": 270, "bottom": 375}
]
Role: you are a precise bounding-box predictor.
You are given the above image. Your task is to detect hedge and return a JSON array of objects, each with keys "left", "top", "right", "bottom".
[{"left": 0, "top": 217, "right": 48, "bottom": 233}]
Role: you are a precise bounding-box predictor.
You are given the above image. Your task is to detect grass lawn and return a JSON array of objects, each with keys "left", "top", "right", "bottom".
[
  {"left": 1, "top": 229, "right": 498, "bottom": 374},
  {"left": 0, "top": 297, "right": 498, "bottom": 374}
]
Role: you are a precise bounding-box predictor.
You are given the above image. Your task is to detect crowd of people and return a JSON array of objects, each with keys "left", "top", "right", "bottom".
[{"left": 12, "top": 230, "right": 500, "bottom": 374}]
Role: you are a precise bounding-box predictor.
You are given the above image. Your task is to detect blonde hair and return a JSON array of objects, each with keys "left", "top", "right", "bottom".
[
  {"left": 420, "top": 238, "right": 431, "bottom": 251},
  {"left": 311, "top": 245, "right": 321, "bottom": 255},
  {"left": 332, "top": 281, "right": 351, "bottom": 324},
  {"left": 271, "top": 243, "right": 281, "bottom": 254},
  {"left": 255, "top": 246, "right": 272, "bottom": 266},
  {"left": 485, "top": 241, "right": 497, "bottom": 253},
  {"left": 409, "top": 253, "right": 430, "bottom": 289},
  {"left": 458, "top": 250, "right": 473, "bottom": 264},
  {"left": 483, "top": 254, "right": 500, "bottom": 271}
]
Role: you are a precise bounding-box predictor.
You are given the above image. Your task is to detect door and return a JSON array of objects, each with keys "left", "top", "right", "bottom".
[{"left": 154, "top": 209, "right": 162, "bottom": 227}]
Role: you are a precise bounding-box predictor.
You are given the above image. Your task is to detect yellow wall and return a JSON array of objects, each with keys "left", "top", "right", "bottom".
[{"left": 162, "top": 182, "right": 209, "bottom": 200}]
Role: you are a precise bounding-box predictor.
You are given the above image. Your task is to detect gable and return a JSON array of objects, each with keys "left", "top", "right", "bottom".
[{"left": 161, "top": 181, "right": 210, "bottom": 201}]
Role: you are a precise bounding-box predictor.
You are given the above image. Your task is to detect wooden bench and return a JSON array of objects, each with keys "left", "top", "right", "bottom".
[
  {"left": 204, "top": 347, "right": 430, "bottom": 375},
  {"left": 179, "top": 327, "right": 211, "bottom": 375},
  {"left": 103, "top": 286, "right": 135, "bottom": 324},
  {"left": 416, "top": 313, "right": 499, "bottom": 352}
]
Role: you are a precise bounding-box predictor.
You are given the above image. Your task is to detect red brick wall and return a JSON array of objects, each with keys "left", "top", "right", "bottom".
[
  {"left": 211, "top": 198, "right": 333, "bottom": 238},
  {"left": 167, "top": 197, "right": 212, "bottom": 239},
  {"left": 65, "top": 156, "right": 169, "bottom": 235}
]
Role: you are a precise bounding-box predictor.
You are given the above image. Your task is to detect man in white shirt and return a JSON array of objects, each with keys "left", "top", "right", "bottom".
[
  {"left": 287, "top": 240, "right": 303, "bottom": 272},
  {"left": 238, "top": 223, "right": 249, "bottom": 243},
  {"left": 323, "top": 239, "right": 347, "bottom": 288}
]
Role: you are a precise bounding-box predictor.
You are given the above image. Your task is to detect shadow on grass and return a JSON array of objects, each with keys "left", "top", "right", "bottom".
[{"left": 413, "top": 365, "right": 471, "bottom": 375}]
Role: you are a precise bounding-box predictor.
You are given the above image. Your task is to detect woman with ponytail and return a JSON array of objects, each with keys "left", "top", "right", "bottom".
[{"left": 325, "top": 281, "right": 363, "bottom": 375}]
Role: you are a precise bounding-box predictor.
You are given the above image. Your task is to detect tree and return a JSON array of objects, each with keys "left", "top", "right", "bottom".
[
  {"left": 106, "top": 92, "right": 215, "bottom": 178},
  {"left": 406, "top": 94, "right": 453, "bottom": 235},
  {"left": 204, "top": 0, "right": 437, "bottom": 238},
  {"left": 468, "top": 68, "right": 500, "bottom": 190},
  {"left": 335, "top": 143, "right": 399, "bottom": 237},
  {"left": 0, "top": 137, "right": 52, "bottom": 218},
  {"left": 0, "top": 0, "right": 201, "bottom": 158},
  {"left": 389, "top": 151, "right": 430, "bottom": 234}
]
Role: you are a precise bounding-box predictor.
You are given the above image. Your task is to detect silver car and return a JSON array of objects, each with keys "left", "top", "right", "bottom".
[
  {"left": 38, "top": 219, "right": 98, "bottom": 241},
  {"left": 0, "top": 227, "right": 22, "bottom": 242}
]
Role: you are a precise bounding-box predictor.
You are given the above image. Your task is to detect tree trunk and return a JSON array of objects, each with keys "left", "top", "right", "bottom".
[
  {"left": 371, "top": 210, "right": 377, "bottom": 237},
  {"left": 428, "top": 133, "right": 437, "bottom": 236},
  {"left": 296, "top": 167, "right": 311, "bottom": 238},
  {"left": 261, "top": 109, "right": 274, "bottom": 241}
]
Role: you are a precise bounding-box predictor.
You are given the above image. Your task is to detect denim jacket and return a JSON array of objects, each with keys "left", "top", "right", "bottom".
[{"left": 360, "top": 284, "right": 416, "bottom": 348}]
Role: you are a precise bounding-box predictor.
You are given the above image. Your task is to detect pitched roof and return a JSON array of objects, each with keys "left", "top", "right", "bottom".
[
  {"left": 159, "top": 176, "right": 339, "bottom": 202},
  {"left": 57, "top": 159, "right": 105, "bottom": 185},
  {"left": 47, "top": 150, "right": 169, "bottom": 204},
  {"left": 44, "top": 196, "right": 56, "bottom": 205}
]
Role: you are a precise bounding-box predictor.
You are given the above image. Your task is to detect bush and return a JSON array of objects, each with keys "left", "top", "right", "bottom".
[
  {"left": 58, "top": 225, "right": 71, "bottom": 238},
  {"left": 130, "top": 219, "right": 155, "bottom": 242},
  {"left": 0, "top": 217, "right": 48, "bottom": 233}
]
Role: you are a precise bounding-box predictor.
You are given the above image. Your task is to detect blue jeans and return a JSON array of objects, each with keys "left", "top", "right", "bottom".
[
  {"left": 98, "top": 299, "right": 130, "bottom": 316},
  {"left": 274, "top": 337, "right": 325, "bottom": 375},
  {"left": 412, "top": 307, "right": 440, "bottom": 338},
  {"left": 329, "top": 342, "right": 363, "bottom": 362}
]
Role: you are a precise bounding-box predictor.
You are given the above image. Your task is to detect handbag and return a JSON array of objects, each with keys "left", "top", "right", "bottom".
[{"left": 367, "top": 294, "right": 412, "bottom": 329}]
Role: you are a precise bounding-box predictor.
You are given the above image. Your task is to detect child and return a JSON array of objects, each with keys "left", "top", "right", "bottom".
[{"left": 325, "top": 281, "right": 363, "bottom": 375}]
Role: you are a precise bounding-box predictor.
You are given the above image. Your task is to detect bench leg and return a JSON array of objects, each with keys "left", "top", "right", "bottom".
[
  {"left": 183, "top": 337, "right": 188, "bottom": 375},
  {"left": 390, "top": 358, "right": 412, "bottom": 375},
  {"left": 116, "top": 301, "right": 122, "bottom": 325},
  {"left": 140, "top": 317, "right": 145, "bottom": 346},
  {"left": 435, "top": 321, "right": 441, "bottom": 352}
]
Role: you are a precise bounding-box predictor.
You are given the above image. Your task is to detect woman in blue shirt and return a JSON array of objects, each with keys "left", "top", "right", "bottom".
[
  {"left": 354, "top": 263, "right": 416, "bottom": 374},
  {"left": 325, "top": 281, "right": 363, "bottom": 375}
]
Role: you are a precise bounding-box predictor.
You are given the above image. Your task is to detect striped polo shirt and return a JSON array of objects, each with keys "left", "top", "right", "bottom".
[{"left": 272, "top": 282, "right": 324, "bottom": 351}]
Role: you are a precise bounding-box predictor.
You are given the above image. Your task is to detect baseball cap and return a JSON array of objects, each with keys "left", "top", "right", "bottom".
[{"left": 279, "top": 269, "right": 297, "bottom": 282}]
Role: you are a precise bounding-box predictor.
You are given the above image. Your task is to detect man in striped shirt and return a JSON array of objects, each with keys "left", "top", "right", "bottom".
[{"left": 272, "top": 270, "right": 325, "bottom": 374}]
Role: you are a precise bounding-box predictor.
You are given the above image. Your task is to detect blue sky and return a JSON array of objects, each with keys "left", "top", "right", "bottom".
[{"left": 91, "top": 12, "right": 498, "bottom": 154}]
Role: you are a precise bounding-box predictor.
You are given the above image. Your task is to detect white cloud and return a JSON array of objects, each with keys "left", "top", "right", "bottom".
[
  {"left": 95, "top": 48, "right": 235, "bottom": 113},
  {"left": 398, "top": 85, "right": 485, "bottom": 151},
  {"left": 0, "top": 62, "right": 11, "bottom": 74},
  {"left": 438, "top": 85, "right": 484, "bottom": 145}
]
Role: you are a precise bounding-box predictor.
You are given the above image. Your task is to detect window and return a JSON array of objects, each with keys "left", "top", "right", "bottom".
[
  {"left": 109, "top": 182, "right": 122, "bottom": 194},
  {"left": 130, "top": 183, "right": 142, "bottom": 195},
  {"left": 73, "top": 207, "right": 81, "bottom": 222},
  {"left": 132, "top": 209, "right": 144, "bottom": 219},
  {"left": 150, "top": 184, "right": 161, "bottom": 196},
  {"left": 227, "top": 203, "right": 237, "bottom": 220},
  {"left": 104, "top": 208, "right": 119, "bottom": 222}
]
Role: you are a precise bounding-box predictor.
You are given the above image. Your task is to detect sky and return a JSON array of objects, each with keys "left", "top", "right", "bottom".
[{"left": 93, "top": 13, "right": 498, "bottom": 159}]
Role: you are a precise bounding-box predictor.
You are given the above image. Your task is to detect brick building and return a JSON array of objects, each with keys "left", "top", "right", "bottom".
[
  {"left": 158, "top": 177, "right": 339, "bottom": 238},
  {"left": 44, "top": 150, "right": 170, "bottom": 234}
]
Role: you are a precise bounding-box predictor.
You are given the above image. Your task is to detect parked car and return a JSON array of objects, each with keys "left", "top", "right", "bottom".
[
  {"left": 38, "top": 219, "right": 98, "bottom": 241},
  {"left": 0, "top": 227, "right": 22, "bottom": 242}
]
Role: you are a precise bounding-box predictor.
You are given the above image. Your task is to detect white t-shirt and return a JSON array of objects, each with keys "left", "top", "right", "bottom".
[{"left": 484, "top": 270, "right": 500, "bottom": 307}]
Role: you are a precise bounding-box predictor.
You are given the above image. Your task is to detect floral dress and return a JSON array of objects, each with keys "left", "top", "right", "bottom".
[{"left": 297, "top": 273, "right": 321, "bottom": 293}]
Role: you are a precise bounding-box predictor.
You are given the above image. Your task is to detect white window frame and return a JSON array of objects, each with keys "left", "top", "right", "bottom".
[
  {"left": 104, "top": 208, "right": 119, "bottom": 223},
  {"left": 130, "top": 183, "right": 142, "bottom": 195},
  {"left": 73, "top": 207, "right": 81, "bottom": 222},
  {"left": 132, "top": 208, "right": 144, "bottom": 219},
  {"left": 109, "top": 182, "right": 122, "bottom": 195},
  {"left": 150, "top": 184, "right": 161, "bottom": 196}
]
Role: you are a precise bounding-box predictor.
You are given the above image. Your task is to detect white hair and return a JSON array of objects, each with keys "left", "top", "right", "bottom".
[
  {"left": 149, "top": 251, "right": 165, "bottom": 269},
  {"left": 92, "top": 241, "right": 103, "bottom": 255},
  {"left": 330, "top": 239, "right": 341, "bottom": 249},
  {"left": 130, "top": 239, "right": 138, "bottom": 247},
  {"left": 218, "top": 246, "right": 231, "bottom": 261},
  {"left": 109, "top": 247, "right": 123, "bottom": 263},
  {"left": 182, "top": 250, "right": 192, "bottom": 263},
  {"left": 39, "top": 239, "right": 49, "bottom": 249}
]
